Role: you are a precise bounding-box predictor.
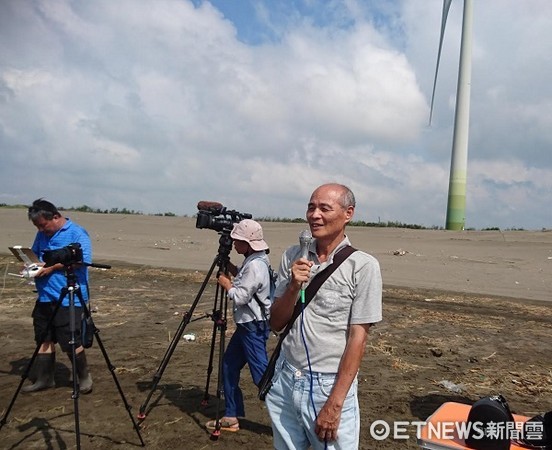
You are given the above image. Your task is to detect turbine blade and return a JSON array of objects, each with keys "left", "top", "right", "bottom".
[{"left": 429, "top": 0, "right": 453, "bottom": 126}]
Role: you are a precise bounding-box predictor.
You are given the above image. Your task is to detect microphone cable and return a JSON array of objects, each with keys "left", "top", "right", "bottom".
[
  {"left": 300, "top": 300, "right": 329, "bottom": 450},
  {"left": 300, "top": 301, "right": 317, "bottom": 418},
  {"left": 298, "top": 231, "right": 328, "bottom": 449}
]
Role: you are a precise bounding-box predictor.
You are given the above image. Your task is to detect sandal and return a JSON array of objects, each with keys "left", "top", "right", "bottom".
[{"left": 205, "top": 419, "right": 240, "bottom": 432}]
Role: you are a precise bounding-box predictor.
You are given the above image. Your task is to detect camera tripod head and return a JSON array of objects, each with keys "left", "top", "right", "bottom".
[
  {"left": 40, "top": 243, "right": 112, "bottom": 288},
  {"left": 215, "top": 231, "right": 233, "bottom": 273},
  {"left": 57, "top": 261, "right": 111, "bottom": 290},
  {"left": 42, "top": 243, "right": 111, "bottom": 271},
  {"left": 195, "top": 201, "right": 252, "bottom": 273}
]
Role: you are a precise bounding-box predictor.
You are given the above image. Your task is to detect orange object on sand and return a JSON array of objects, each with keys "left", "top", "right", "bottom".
[{"left": 417, "top": 402, "right": 529, "bottom": 450}]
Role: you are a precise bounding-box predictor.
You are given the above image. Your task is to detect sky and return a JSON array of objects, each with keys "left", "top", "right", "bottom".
[{"left": 0, "top": 0, "right": 550, "bottom": 230}]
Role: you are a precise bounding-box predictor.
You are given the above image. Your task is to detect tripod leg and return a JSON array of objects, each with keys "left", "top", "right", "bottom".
[
  {"left": 138, "top": 256, "right": 219, "bottom": 420},
  {"left": 202, "top": 281, "right": 227, "bottom": 403},
  {"left": 67, "top": 286, "right": 82, "bottom": 450},
  {"left": 202, "top": 308, "right": 220, "bottom": 406},
  {"left": 80, "top": 300, "right": 145, "bottom": 447},
  {"left": 67, "top": 351, "right": 93, "bottom": 394},
  {"left": 209, "top": 290, "right": 229, "bottom": 439},
  {"left": 0, "top": 296, "right": 64, "bottom": 431}
]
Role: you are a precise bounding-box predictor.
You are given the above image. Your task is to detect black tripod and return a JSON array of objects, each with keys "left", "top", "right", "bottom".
[
  {"left": 0, "top": 262, "right": 145, "bottom": 449},
  {"left": 138, "top": 231, "right": 233, "bottom": 438}
]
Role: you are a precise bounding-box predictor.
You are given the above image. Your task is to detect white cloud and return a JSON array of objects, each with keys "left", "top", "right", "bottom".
[{"left": 0, "top": 0, "right": 550, "bottom": 229}]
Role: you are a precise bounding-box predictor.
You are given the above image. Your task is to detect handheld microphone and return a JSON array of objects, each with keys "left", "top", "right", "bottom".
[
  {"left": 298, "top": 230, "right": 312, "bottom": 303},
  {"left": 299, "top": 229, "right": 312, "bottom": 260}
]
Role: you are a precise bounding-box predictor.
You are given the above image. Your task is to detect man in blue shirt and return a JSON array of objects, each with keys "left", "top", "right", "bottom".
[{"left": 23, "top": 199, "right": 94, "bottom": 394}]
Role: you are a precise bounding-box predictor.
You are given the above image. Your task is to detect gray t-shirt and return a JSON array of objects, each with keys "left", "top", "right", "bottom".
[{"left": 274, "top": 236, "right": 382, "bottom": 373}]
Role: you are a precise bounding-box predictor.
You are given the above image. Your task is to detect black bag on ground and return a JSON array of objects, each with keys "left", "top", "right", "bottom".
[
  {"left": 516, "top": 411, "right": 552, "bottom": 450},
  {"left": 81, "top": 314, "right": 95, "bottom": 349},
  {"left": 465, "top": 394, "right": 514, "bottom": 450}
]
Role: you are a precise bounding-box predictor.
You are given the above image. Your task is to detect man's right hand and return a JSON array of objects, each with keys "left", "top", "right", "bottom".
[{"left": 291, "top": 258, "right": 312, "bottom": 288}]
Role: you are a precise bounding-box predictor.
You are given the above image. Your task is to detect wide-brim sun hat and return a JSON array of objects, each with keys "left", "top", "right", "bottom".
[{"left": 230, "top": 219, "right": 269, "bottom": 252}]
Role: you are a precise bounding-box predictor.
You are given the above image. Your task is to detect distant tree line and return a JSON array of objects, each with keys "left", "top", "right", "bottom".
[
  {"left": 0, "top": 203, "right": 179, "bottom": 217},
  {"left": 0, "top": 203, "right": 536, "bottom": 231},
  {"left": 68, "top": 205, "right": 180, "bottom": 217}
]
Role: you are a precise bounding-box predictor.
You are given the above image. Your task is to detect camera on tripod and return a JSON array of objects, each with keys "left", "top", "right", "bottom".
[
  {"left": 42, "top": 243, "right": 83, "bottom": 267},
  {"left": 195, "top": 201, "right": 252, "bottom": 233}
]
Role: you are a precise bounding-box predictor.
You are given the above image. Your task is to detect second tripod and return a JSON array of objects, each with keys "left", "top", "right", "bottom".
[
  {"left": 137, "top": 231, "right": 234, "bottom": 437},
  {"left": 0, "top": 261, "right": 145, "bottom": 449}
]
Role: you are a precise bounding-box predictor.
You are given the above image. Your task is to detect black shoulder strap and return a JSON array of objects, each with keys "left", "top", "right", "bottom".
[
  {"left": 249, "top": 256, "right": 272, "bottom": 321},
  {"left": 278, "top": 245, "right": 357, "bottom": 342},
  {"left": 252, "top": 292, "right": 269, "bottom": 322},
  {"left": 257, "top": 245, "right": 358, "bottom": 400}
]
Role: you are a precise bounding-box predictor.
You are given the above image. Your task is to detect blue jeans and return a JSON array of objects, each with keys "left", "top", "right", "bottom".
[
  {"left": 266, "top": 357, "right": 360, "bottom": 450},
  {"left": 223, "top": 320, "right": 269, "bottom": 417}
]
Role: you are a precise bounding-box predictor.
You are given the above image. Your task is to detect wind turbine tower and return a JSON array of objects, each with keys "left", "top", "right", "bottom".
[{"left": 430, "top": 0, "right": 474, "bottom": 230}]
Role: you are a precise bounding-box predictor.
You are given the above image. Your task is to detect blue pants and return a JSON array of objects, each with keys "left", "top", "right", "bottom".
[
  {"left": 266, "top": 357, "right": 360, "bottom": 450},
  {"left": 223, "top": 320, "right": 269, "bottom": 417}
]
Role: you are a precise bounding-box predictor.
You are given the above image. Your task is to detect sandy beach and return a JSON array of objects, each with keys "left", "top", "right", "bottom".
[
  {"left": 0, "top": 208, "right": 551, "bottom": 449},
  {"left": 1, "top": 208, "right": 551, "bottom": 302}
]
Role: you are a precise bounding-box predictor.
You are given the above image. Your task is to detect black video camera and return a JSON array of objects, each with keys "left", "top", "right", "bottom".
[
  {"left": 195, "top": 201, "right": 252, "bottom": 233},
  {"left": 42, "top": 243, "right": 83, "bottom": 267}
]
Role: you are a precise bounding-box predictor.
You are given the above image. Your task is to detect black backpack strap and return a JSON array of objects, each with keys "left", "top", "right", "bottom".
[
  {"left": 244, "top": 256, "right": 272, "bottom": 322},
  {"left": 252, "top": 292, "right": 269, "bottom": 322}
]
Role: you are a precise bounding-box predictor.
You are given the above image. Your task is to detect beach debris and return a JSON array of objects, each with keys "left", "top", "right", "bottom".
[
  {"left": 392, "top": 249, "right": 408, "bottom": 256},
  {"left": 164, "top": 417, "right": 183, "bottom": 426},
  {"left": 183, "top": 333, "right": 196, "bottom": 342},
  {"left": 114, "top": 366, "right": 140, "bottom": 374},
  {"left": 438, "top": 380, "right": 465, "bottom": 394},
  {"left": 430, "top": 348, "right": 443, "bottom": 357}
]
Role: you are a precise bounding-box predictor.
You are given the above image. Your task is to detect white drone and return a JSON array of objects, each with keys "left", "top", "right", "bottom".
[{"left": 8, "top": 245, "right": 42, "bottom": 278}]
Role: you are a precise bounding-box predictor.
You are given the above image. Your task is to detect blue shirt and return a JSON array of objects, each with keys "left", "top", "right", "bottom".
[{"left": 32, "top": 218, "right": 92, "bottom": 307}]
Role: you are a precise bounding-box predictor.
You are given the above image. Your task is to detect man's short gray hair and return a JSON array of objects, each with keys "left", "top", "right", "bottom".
[{"left": 341, "top": 186, "right": 355, "bottom": 209}]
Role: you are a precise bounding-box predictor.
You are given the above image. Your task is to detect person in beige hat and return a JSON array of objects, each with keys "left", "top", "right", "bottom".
[{"left": 205, "top": 219, "right": 272, "bottom": 433}]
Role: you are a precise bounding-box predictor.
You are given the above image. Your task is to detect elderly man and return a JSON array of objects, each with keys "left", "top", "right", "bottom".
[{"left": 266, "top": 183, "right": 383, "bottom": 449}]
